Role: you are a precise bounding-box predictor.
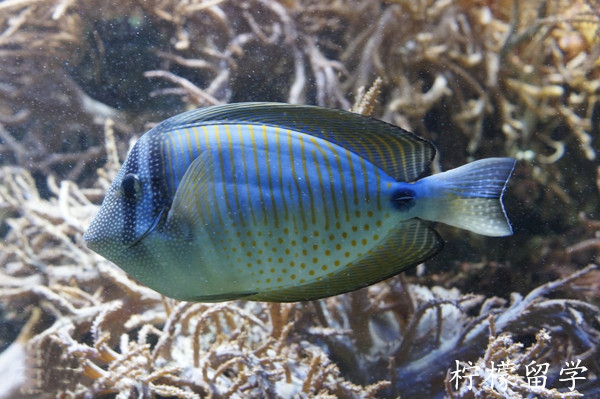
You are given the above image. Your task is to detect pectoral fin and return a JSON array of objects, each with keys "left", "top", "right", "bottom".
[{"left": 165, "top": 151, "right": 216, "bottom": 239}]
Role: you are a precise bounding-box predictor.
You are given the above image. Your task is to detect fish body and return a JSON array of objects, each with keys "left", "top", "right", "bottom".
[{"left": 84, "top": 103, "right": 515, "bottom": 302}]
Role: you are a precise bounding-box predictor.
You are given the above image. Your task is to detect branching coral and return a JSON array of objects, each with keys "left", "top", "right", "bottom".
[
  {"left": 295, "top": 265, "right": 600, "bottom": 398},
  {"left": 0, "top": 139, "right": 394, "bottom": 396},
  {"left": 0, "top": 127, "right": 598, "bottom": 397},
  {"left": 1, "top": 0, "right": 598, "bottom": 175},
  {"left": 1, "top": 1, "right": 597, "bottom": 258},
  {"left": 1, "top": 0, "right": 600, "bottom": 398}
]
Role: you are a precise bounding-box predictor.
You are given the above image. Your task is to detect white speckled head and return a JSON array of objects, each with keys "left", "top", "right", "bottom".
[{"left": 83, "top": 130, "right": 168, "bottom": 265}]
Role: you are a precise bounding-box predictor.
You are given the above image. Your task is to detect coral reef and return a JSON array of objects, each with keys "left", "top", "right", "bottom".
[
  {"left": 1, "top": 0, "right": 599, "bottom": 397},
  {"left": 1, "top": 144, "right": 598, "bottom": 397},
  {"left": 1, "top": 0, "right": 599, "bottom": 167},
  {"left": 0, "top": 0, "right": 598, "bottom": 269}
]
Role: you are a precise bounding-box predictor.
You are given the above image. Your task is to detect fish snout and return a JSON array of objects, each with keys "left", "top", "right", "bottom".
[
  {"left": 82, "top": 227, "right": 103, "bottom": 252},
  {"left": 83, "top": 214, "right": 116, "bottom": 253}
]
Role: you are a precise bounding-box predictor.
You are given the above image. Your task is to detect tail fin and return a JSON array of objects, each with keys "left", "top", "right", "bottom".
[{"left": 418, "top": 158, "right": 516, "bottom": 236}]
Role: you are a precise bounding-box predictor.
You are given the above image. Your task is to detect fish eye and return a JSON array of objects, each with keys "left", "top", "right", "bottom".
[{"left": 120, "top": 173, "right": 142, "bottom": 200}]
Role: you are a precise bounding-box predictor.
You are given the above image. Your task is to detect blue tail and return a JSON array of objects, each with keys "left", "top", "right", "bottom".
[{"left": 414, "top": 158, "right": 516, "bottom": 236}]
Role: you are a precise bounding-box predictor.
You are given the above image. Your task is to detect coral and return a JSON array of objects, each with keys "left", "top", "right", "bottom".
[
  {"left": 1, "top": 0, "right": 600, "bottom": 397},
  {"left": 1, "top": 0, "right": 599, "bottom": 171},
  {"left": 0, "top": 130, "right": 396, "bottom": 397},
  {"left": 1, "top": 0, "right": 598, "bottom": 271},
  {"left": 1, "top": 152, "right": 599, "bottom": 396},
  {"left": 300, "top": 266, "right": 600, "bottom": 398}
]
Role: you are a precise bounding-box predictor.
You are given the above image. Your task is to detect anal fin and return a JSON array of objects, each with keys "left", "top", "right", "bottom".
[
  {"left": 189, "top": 291, "right": 258, "bottom": 302},
  {"left": 253, "top": 219, "right": 443, "bottom": 302}
]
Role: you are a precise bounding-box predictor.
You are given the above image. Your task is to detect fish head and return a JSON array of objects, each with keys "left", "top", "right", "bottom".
[{"left": 83, "top": 133, "right": 170, "bottom": 265}]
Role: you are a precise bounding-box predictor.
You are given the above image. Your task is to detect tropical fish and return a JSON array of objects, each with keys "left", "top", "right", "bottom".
[{"left": 84, "top": 102, "right": 515, "bottom": 302}]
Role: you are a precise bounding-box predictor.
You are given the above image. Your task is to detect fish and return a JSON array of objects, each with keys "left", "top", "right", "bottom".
[{"left": 83, "top": 102, "right": 515, "bottom": 302}]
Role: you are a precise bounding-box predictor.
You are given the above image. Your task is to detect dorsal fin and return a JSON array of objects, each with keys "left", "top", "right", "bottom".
[
  {"left": 158, "top": 102, "right": 436, "bottom": 182},
  {"left": 248, "top": 220, "right": 443, "bottom": 302}
]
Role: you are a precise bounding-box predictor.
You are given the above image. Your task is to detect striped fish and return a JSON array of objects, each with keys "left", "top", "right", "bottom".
[{"left": 84, "top": 103, "right": 515, "bottom": 302}]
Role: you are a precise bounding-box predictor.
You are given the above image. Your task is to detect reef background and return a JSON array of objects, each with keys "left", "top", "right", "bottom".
[{"left": 0, "top": 0, "right": 599, "bottom": 398}]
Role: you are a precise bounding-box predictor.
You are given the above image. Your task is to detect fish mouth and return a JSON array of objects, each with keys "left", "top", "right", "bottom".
[
  {"left": 83, "top": 220, "right": 102, "bottom": 250},
  {"left": 84, "top": 237, "right": 99, "bottom": 252},
  {"left": 82, "top": 230, "right": 92, "bottom": 243},
  {"left": 126, "top": 206, "right": 169, "bottom": 250}
]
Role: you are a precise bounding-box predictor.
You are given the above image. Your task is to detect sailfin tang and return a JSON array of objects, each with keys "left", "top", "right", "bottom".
[
  {"left": 251, "top": 220, "right": 443, "bottom": 302},
  {"left": 159, "top": 102, "right": 435, "bottom": 182},
  {"left": 419, "top": 157, "right": 516, "bottom": 236}
]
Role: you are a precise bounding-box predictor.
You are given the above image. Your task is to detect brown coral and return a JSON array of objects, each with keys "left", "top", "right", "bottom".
[{"left": 1, "top": 0, "right": 600, "bottom": 398}]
